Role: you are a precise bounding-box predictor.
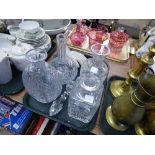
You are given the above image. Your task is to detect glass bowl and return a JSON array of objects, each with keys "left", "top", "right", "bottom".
[
  {"left": 109, "top": 31, "right": 128, "bottom": 49},
  {"left": 91, "top": 43, "right": 110, "bottom": 59},
  {"left": 87, "top": 29, "right": 108, "bottom": 46}
]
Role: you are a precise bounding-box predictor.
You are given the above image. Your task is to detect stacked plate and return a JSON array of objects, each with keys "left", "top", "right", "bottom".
[{"left": 16, "top": 21, "right": 51, "bottom": 51}]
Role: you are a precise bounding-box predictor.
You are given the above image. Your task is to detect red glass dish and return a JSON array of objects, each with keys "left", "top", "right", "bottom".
[
  {"left": 109, "top": 31, "right": 128, "bottom": 49},
  {"left": 87, "top": 29, "right": 108, "bottom": 46}
]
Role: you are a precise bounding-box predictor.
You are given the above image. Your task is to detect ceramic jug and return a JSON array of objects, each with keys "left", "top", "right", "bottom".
[{"left": 9, "top": 42, "right": 33, "bottom": 71}]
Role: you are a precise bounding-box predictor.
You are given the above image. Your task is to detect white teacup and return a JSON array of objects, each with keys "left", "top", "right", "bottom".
[{"left": 19, "top": 21, "right": 40, "bottom": 34}]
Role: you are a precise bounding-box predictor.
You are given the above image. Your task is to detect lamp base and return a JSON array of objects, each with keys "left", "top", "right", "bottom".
[
  {"left": 135, "top": 124, "right": 145, "bottom": 135},
  {"left": 110, "top": 80, "right": 133, "bottom": 97},
  {"left": 106, "top": 106, "right": 129, "bottom": 131}
]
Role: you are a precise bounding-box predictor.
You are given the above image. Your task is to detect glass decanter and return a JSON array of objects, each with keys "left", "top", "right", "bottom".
[
  {"left": 51, "top": 33, "right": 78, "bottom": 85},
  {"left": 80, "top": 43, "right": 110, "bottom": 83},
  {"left": 22, "top": 48, "right": 62, "bottom": 103},
  {"left": 68, "top": 73, "right": 103, "bottom": 123}
]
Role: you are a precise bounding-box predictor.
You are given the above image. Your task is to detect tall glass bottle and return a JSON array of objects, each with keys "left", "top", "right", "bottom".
[
  {"left": 51, "top": 33, "right": 78, "bottom": 85},
  {"left": 22, "top": 48, "right": 62, "bottom": 103}
]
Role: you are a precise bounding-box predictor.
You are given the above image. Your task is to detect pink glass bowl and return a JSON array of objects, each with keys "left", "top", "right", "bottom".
[
  {"left": 87, "top": 29, "right": 108, "bottom": 46},
  {"left": 109, "top": 31, "right": 128, "bottom": 49}
]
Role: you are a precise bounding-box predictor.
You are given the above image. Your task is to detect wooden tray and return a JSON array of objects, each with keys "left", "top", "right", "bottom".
[{"left": 66, "top": 27, "right": 130, "bottom": 63}]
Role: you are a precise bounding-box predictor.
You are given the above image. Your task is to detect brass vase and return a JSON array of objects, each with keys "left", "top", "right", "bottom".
[
  {"left": 135, "top": 101, "right": 155, "bottom": 135},
  {"left": 110, "top": 44, "right": 155, "bottom": 98},
  {"left": 106, "top": 73, "right": 155, "bottom": 131}
]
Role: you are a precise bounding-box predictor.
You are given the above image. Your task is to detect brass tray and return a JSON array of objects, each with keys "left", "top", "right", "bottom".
[{"left": 66, "top": 27, "right": 130, "bottom": 63}]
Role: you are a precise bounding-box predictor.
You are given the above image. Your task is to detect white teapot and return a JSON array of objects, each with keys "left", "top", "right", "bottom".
[
  {"left": 9, "top": 42, "right": 33, "bottom": 71},
  {"left": 0, "top": 51, "right": 12, "bottom": 84}
]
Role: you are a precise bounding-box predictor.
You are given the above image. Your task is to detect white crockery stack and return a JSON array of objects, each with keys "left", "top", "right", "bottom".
[{"left": 16, "top": 21, "right": 51, "bottom": 52}]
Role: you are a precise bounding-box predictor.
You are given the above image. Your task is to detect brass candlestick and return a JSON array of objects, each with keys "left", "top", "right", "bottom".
[
  {"left": 110, "top": 44, "right": 155, "bottom": 98},
  {"left": 106, "top": 72, "right": 155, "bottom": 131},
  {"left": 135, "top": 101, "right": 155, "bottom": 135}
]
